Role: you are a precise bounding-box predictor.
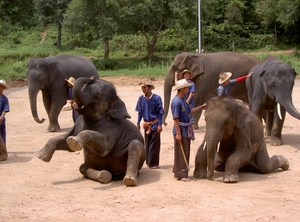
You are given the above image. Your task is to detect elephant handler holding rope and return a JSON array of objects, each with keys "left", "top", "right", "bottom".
[
  {"left": 171, "top": 79, "right": 206, "bottom": 182},
  {"left": 135, "top": 79, "right": 164, "bottom": 169}
]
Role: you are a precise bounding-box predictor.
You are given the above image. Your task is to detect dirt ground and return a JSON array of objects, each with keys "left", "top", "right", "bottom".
[{"left": 1, "top": 75, "right": 300, "bottom": 222}]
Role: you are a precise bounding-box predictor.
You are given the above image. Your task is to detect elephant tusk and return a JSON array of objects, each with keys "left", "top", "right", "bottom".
[
  {"left": 277, "top": 103, "right": 282, "bottom": 120},
  {"left": 217, "top": 142, "right": 220, "bottom": 153},
  {"left": 203, "top": 140, "right": 206, "bottom": 151}
]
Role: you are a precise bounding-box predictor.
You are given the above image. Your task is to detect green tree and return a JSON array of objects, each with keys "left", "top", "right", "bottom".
[
  {"left": 33, "top": 0, "right": 71, "bottom": 48},
  {"left": 0, "top": 0, "right": 36, "bottom": 27},
  {"left": 107, "top": 0, "right": 197, "bottom": 61},
  {"left": 63, "top": 0, "right": 117, "bottom": 58}
]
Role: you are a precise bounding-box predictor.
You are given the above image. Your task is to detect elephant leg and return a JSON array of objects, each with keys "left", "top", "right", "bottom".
[
  {"left": 265, "top": 110, "right": 273, "bottom": 137},
  {"left": 36, "top": 133, "right": 72, "bottom": 162},
  {"left": 192, "top": 109, "right": 202, "bottom": 130},
  {"left": 270, "top": 108, "right": 286, "bottom": 146},
  {"left": 48, "top": 108, "right": 62, "bottom": 132},
  {"left": 42, "top": 94, "right": 60, "bottom": 132},
  {"left": 79, "top": 164, "right": 112, "bottom": 184},
  {"left": 223, "top": 147, "right": 252, "bottom": 183},
  {"left": 123, "top": 140, "right": 146, "bottom": 186},
  {"left": 193, "top": 142, "right": 207, "bottom": 178},
  {"left": 255, "top": 143, "right": 289, "bottom": 173}
]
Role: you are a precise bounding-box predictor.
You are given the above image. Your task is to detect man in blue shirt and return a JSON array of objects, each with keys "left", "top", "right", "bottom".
[
  {"left": 135, "top": 79, "right": 164, "bottom": 169},
  {"left": 0, "top": 79, "right": 10, "bottom": 161},
  {"left": 171, "top": 79, "right": 206, "bottom": 182},
  {"left": 217, "top": 71, "right": 253, "bottom": 97}
]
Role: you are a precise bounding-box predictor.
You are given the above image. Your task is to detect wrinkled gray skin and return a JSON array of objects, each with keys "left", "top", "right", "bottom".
[
  {"left": 0, "top": 137, "right": 7, "bottom": 161},
  {"left": 246, "top": 56, "right": 299, "bottom": 146},
  {"left": 26, "top": 54, "right": 98, "bottom": 132},
  {"left": 194, "top": 97, "right": 289, "bottom": 183},
  {"left": 163, "top": 52, "right": 260, "bottom": 129},
  {"left": 36, "top": 77, "right": 146, "bottom": 186}
]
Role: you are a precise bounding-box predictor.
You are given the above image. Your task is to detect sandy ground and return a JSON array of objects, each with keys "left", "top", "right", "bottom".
[{"left": 1, "top": 76, "right": 300, "bottom": 222}]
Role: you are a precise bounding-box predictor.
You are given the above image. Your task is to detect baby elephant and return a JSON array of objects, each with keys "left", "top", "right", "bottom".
[
  {"left": 36, "top": 77, "right": 146, "bottom": 186},
  {"left": 194, "top": 96, "right": 289, "bottom": 183}
]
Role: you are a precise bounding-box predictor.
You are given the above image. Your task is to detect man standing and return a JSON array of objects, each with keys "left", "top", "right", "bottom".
[
  {"left": 135, "top": 79, "right": 164, "bottom": 169},
  {"left": 171, "top": 79, "right": 206, "bottom": 182},
  {"left": 65, "top": 77, "right": 79, "bottom": 123}
]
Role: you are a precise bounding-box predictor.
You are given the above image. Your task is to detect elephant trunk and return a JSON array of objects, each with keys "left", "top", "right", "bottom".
[
  {"left": 73, "top": 76, "right": 95, "bottom": 107},
  {"left": 163, "top": 70, "right": 175, "bottom": 126},
  {"left": 278, "top": 97, "right": 300, "bottom": 120},
  {"left": 205, "top": 130, "right": 223, "bottom": 179},
  {"left": 206, "top": 139, "right": 218, "bottom": 179},
  {"left": 28, "top": 84, "right": 45, "bottom": 124}
]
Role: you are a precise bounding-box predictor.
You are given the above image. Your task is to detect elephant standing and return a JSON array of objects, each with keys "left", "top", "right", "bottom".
[
  {"left": 246, "top": 56, "right": 300, "bottom": 146},
  {"left": 163, "top": 52, "right": 260, "bottom": 129},
  {"left": 194, "top": 97, "right": 289, "bottom": 183},
  {"left": 36, "top": 77, "right": 146, "bottom": 186},
  {"left": 26, "top": 54, "right": 99, "bottom": 132}
]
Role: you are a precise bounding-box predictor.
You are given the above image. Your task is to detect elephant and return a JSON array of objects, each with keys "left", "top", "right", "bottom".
[
  {"left": 36, "top": 76, "right": 146, "bottom": 186},
  {"left": 26, "top": 54, "right": 99, "bottom": 132},
  {"left": 0, "top": 137, "right": 7, "bottom": 161},
  {"left": 246, "top": 56, "right": 300, "bottom": 146},
  {"left": 163, "top": 52, "right": 260, "bottom": 129},
  {"left": 194, "top": 96, "right": 289, "bottom": 183}
]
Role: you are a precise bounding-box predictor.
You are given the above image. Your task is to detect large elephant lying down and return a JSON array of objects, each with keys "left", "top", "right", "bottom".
[
  {"left": 194, "top": 96, "right": 289, "bottom": 183},
  {"left": 36, "top": 77, "right": 146, "bottom": 186}
]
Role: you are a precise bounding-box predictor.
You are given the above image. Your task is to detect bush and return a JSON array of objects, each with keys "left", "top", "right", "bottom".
[{"left": 91, "top": 58, "right": 119, "bottom": 70}]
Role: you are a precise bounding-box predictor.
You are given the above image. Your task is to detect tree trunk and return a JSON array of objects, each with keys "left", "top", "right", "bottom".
[
  {"left": 104, "top": 40, "right": 109, "bottom": 59},
  {"left": 57, "top": 22, "right": 62, "bottom": 48},
  {"left": 146, "top": 32, "right": 159, "bottom": 62}
]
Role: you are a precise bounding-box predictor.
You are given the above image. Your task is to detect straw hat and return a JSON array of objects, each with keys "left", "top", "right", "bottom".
[
  {"left": 218, "top": 72, "right": 232, "bottom": 84},
  {"left": 179, "top": 69, "right": 194, "bottom": 79},
  {"left": 139, "top": 79, "right": 155, "bottom": 89},
  {"left": 0, "top": 79, "right": 9, "bottom": 89},
  {"left": 173, "top": 79, "right": 193, "bottom": 91},
  {"left": 65, "top": 77, "right": 76, "bottom": 86}
]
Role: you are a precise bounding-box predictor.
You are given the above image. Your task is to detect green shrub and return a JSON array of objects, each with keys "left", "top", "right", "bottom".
[{"left": 91, "top": 58, "right": 119, "bottom": 70}]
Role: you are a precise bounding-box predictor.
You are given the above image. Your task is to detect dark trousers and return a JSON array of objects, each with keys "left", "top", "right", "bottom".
[
  {"left": 0, "top": 121, "right": 6, "bottom": 145},
  {"left": 144, "top": 130, "right": 161, "bottom": 167},
  {"left": 173, "top": 136, "right": 190, "bottom": 178}
]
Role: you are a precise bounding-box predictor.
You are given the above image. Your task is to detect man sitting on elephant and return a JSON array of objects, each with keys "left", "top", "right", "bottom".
[{"left": 36, "top": 76, "right": 146, "bottom": 186}]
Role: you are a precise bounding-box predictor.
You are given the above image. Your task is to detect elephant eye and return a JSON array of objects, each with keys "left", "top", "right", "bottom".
[{"left": 270, "top": 83, "right": 276, "bottom": 89}]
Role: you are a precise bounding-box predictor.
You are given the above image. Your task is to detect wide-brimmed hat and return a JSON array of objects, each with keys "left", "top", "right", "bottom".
[
  {"left": 65, "top": 77, "right": 75, "bottom": 86},
  {"left": 219, "top": 72, "right": 232, "bottom": 84},
  {"left": 139, "top": 79, "right": 155, "bottom": 89},
  {"left": 179, "top": 69, "right": 194, "bottom": 79},
  {"left": 0, "top": 79, "right": 9, "bottom": 89},
  {"left": 173, "top": 79, "right": 193, "bottom": 91}
]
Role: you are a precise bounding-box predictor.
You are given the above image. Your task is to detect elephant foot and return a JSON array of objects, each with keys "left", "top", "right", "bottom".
[
  {"left": 123, "top": 175, "right": 137, "bottom": 186},
  {"left": 270, "top": 136, "right": 283, "bottom": 146},
  {"left": 223, "top": 175, "right": 239, "bottom": 183},
  {"left": 66, "top": 136, "right": 83, "bottom": 151},
  {"left": 282, "top": 161, "right": 289, "bottom": 171},
  {"left": 47, "top": 125, "right": 60, "bottom": 132},
  {"left": 0, "top": 153, "right": 8, "bottom": 161},
  {"left": 193, "top": 170, "right": 207, "bottom": 179},
  {"left": 97, "top": 170, "right": 112, "bottom": 184},
  {"left": 35, "top": 148, "right": 52, "bottom": 162}
]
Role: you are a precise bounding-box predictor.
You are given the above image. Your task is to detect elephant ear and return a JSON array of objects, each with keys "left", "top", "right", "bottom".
[
  {"left": 235, "top": 102, "right": 252, "bottom": 129},
  {"left": 107, "top": 97, "right": 131, "bottom": 119},
  {"left": 184, "top": 54, "right": 204, "bottom": 78},
  {"left": 259, "top": 70, "right": 268, "bottom": 94},
  {"left": 48, "top": 62, "right": 60, "bottom": 84}
]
